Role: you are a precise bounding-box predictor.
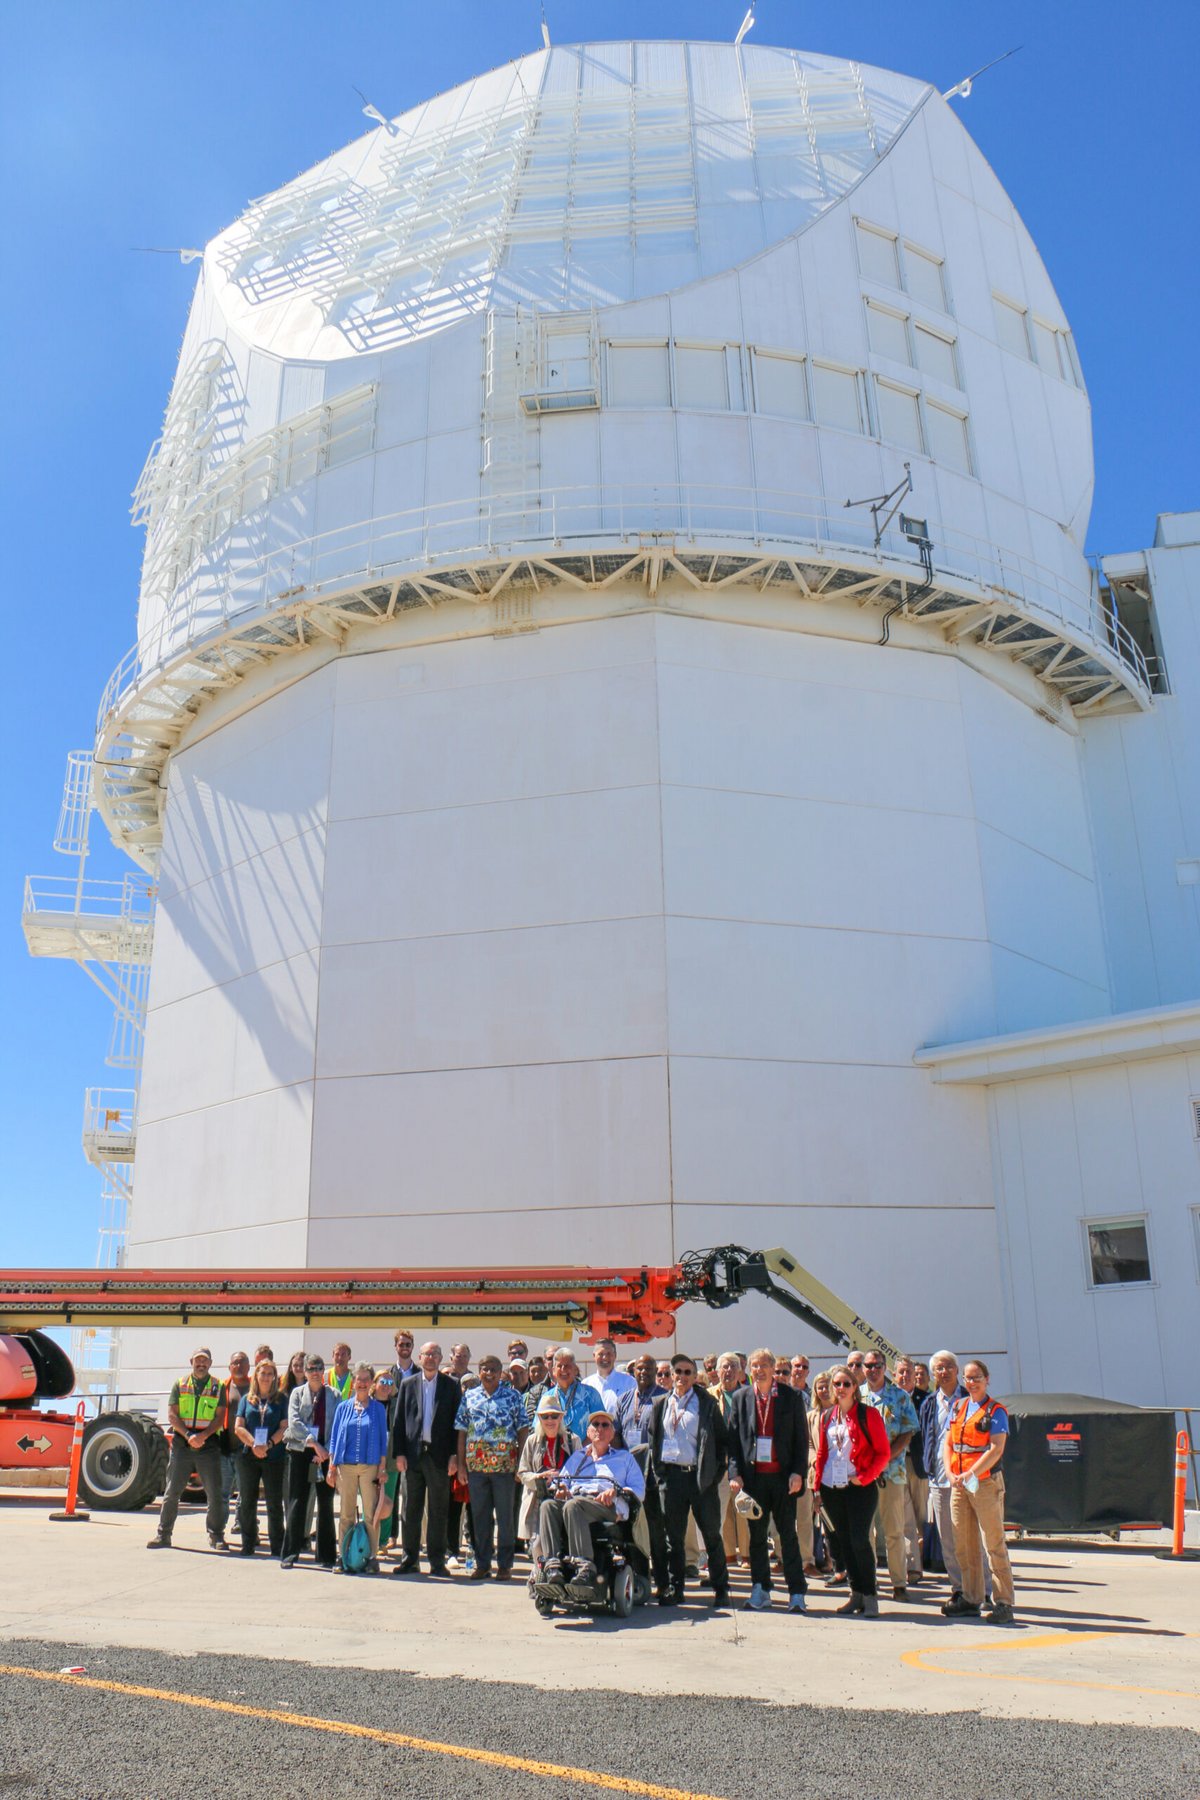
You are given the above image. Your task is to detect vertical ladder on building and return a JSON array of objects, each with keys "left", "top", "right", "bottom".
[
  {"left": 26, "top": 753, "right": 155, "bottom": 1397},
  {"left": 482, "top": 307, "right": 542, "bottom": 544}
]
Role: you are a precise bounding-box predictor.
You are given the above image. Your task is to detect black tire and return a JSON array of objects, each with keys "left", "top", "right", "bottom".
[
  {"left": 610, "top": 1565, "right": 634, "bottom": 1617},
  {"left": 79, "top": 1412, "right": 168, "bottom": 1511},
  {"left": 534, "top": 1595, "right": 556, "bottom": 1617}
]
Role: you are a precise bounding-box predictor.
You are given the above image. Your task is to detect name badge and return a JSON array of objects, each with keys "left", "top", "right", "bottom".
[
  {"left": 253, "top": 1428, "right": 269, "bottom": 1447},
  {"left": 755, "top": 1434, "right": 773, "bottom": 1463}
]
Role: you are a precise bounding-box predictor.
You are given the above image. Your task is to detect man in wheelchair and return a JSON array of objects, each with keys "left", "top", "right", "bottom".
[{"left": 533, "top": 1410, "right": 648, "bottom": 1614}]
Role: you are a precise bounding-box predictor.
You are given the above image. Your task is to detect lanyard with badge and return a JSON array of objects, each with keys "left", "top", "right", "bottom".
[{"left": 755, "top": 1384, "right": 776, "bottom": 1464}]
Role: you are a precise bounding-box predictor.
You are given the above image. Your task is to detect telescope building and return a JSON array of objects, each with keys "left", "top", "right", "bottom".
[{"left": 32, "top": 42, "right": 1199, "bottom": 1403}]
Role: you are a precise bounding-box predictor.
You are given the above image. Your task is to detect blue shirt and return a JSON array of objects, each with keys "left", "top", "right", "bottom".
[
  {"left": 616, "top": 1383, "right": 666, "bottom": 1449},
  {"left": 235, "top": 1395, "right": 288, "bottom": 1462},
  {"left": 328, "top": 1395, "right": 389, "bottom": 1467},
  {"left": 860, "top": 1378, "right": 920, "bottom": 1484},
  {"left": 544, "top": 1379, "right": 601, "bottom": 1441},
  {"left": 559, "top": 1446, "right": 646, "bottom": 1520}
]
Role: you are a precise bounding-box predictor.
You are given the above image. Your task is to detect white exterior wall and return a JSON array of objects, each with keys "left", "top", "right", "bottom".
[
  {"left": 1082, "top": 526, "right": 1200, "bottom": 1010},
  {"left": 120, "top": 605, "right": 1117, "bottom": 1393},
  {"left": 989, "top": 1051, "right": 1200, "bottom": 1409}
]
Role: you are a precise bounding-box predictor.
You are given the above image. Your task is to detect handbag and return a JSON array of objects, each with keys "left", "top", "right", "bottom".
[{"left": 341, "top": 1519, "right": 372, "bottom": 1573}]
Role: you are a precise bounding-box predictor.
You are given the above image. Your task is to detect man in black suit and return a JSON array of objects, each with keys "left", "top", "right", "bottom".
[
  {"left": 648, "top": 1352, "right": 730, "bottom": 1608},
  {"left": 392, "top": 1340, "right": 460, "bottom": 1576},
  {"left": 728, "top": 1346, "right": 809, "bottom": 1613}
]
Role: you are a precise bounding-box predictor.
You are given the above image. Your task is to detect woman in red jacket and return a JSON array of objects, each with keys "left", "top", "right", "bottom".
[{"left": 813, "top": 1363, "right": 891, "bottom": 1617}]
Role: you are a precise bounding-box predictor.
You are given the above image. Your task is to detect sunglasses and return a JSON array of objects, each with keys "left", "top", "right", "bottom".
[
  {"left": 832, "top": 1380, "right": 854, "bottom": 1389},
  {"left": 864, "top": 1362, "right": 884, "bottom": 1371}
]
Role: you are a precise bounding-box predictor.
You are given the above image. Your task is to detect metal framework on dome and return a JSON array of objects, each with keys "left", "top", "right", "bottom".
[{"left": 92, "top": 480, "right": 1151, "bottom": 869}]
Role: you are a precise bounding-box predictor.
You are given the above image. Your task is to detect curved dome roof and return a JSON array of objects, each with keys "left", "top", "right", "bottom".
[{"left": 208, "top": 41, "right": 930, "bottom": 359}]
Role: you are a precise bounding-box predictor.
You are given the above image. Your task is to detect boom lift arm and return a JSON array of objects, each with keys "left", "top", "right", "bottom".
[{"left": 0, "top": 1246, "right": 897, "bottom": 1357}]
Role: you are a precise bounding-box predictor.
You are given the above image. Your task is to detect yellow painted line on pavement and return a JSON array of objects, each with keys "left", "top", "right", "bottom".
[
  {"left": 0, "top": 1664, "right": 725, "bottom": 1800},
  {"left": 901, "top": 1630, "right": 1198, "bottom": 1700}
]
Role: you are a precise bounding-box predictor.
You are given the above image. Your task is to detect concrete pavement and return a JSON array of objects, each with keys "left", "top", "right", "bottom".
[{"left": 1, "top": 1490, "right": 1197, "bottom": 1732}]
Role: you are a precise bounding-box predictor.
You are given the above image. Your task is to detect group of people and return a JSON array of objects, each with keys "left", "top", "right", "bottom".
[{"left": 147, "top": 1331, "right": 1015, "bottom": 1622}]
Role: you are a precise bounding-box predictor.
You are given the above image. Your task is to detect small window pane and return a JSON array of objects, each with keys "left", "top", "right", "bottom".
[
  {"left": 752, "top": 350, "right": 808, "bottom": 420},
  {"left": 1086, "top": 1218, "right": 1151, "bottom": 1287},
  {"left": 812, "top": 364, "right": 861, "bottom": 433},
  {"left": 866, "top": 304, "right": 910, "bottom": 365},
  {"left": 856, "top": 222, "right": 899, "bottom": 288},
  {"left": 1063, "top": 331, "right": 1083, "bottom": 387},
  {"left": 608, "top": 343, "right": 671, "bottom": 407},
  {"left": 905, "top": 246, "right": 946, "bottom": 311},
  {"left": 1032, "top": 319, "right": 1064, "bottom": 379},
  {"left": 926, "top": 403, "right": 972, "bottom": 474},
  {"left": 875, "top": 381, "right": 923, "bottom": 452},
  {"left": 994, "top": 296, "right": 1031, "bottom": 359},
  {"left": 675, "top": 345, "right": 729, "bottom": 411},
  {"left": 914, "top": 325, "right": 958, "bottom": 387}
]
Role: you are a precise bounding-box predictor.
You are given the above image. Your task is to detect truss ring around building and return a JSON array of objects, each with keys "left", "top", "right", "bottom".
[{"left": 96, "top": 484, "right": 1151, "bottom": 868}]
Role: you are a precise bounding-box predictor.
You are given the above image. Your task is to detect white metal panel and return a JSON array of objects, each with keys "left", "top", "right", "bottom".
[
  {"left": 308, "top": 1057, "right": 671, "bottom": 1220},
  {"left": 661, "top": 785, "right": 989, "bottom": 942},
  {"left": 316, "top": 917, "right": 667, "bottom": 1078},
  {"left": 327, "top": 656, "right": 659, "bottom": 821},
  {"left": 321, "top": 785, "right": 665, "bottom": 946}
]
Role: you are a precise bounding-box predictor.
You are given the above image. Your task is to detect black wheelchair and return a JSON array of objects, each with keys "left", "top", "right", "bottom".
[{"left": 529, "top": 1450, "right": 654, "bottom": 1620}]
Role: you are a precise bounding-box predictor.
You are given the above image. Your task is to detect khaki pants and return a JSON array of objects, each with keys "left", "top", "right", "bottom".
[
  {"left": 903, "top": 1467, "right": 928, "bottom": 1574},
  {"left": 872, "top": 1478, "right": 909, "bottom": 1589},
  {"left": 336, "top": 1464, "right": 380, "bottom": 1559},
  {"left": 796, "top": 1492, "right": 814, "bottom": 1565},
  {"left": 717, "top": 1473, "right": 749, "bottom": 1561},
  {"left": 929, "top": 1483, "right": 967, "bottom": 1594},
  {"left": 951, "top": 1473, "right": 1014, "bottom": 1607}
]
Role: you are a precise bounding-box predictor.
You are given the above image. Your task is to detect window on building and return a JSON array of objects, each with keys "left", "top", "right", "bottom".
[
  {"left": 866, "top": 301, "right": 910, "bottom": 365},
  {"left": 1084, "top": 1216, "right": 1152, "bottom": 1288},
  {"left": 904, "top": 245, "right": 948, "bottom": 312},
  {"left": 607, "top": 342, "right": 671, "bottom": 407},
  {"left": 325, "top": 392, "right": 376, "bottom": 467},
  {"left": 812, "top": 362, "right": 863, "bottom": 433},
  {"left": 855, "top": 221, "right": 900, "bottom": 288},
  {"left": 874, "top": 379, "right": 924, "bottom": 453},
  {"left": 994, "top": 295, "right": 1032, "bottom": 359},
  {"left": 914, "top": 324, "right": 958, "bottom": 387},
  {"left": 751, "top": 349, "right": 809, "bottom": 420},
  {"left": 543, "top": 328, "right": 594, "bottom": 394},
  {"left": 1062, "top": 331, "right": 1083, "bottom": 387},
  {"left": 1032, "top": 318, "right": 1065, "bottom": 380},
  {"left": 674, "top": 344, "right": 730, "bottom": 410},
  {"left": 925, "top": 402, "right": 973, "bottom": 475}
]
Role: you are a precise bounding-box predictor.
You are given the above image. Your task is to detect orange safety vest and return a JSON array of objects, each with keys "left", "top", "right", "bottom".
[{"left": 947, "top": 1396, "right": 999, "bottom": 1479}]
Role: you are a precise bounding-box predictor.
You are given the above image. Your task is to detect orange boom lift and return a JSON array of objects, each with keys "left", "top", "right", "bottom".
[{"left": 0, "top": 1246, "right": 898, "bottom": 1510}]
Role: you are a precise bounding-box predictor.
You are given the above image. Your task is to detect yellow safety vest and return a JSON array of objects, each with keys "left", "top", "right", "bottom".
[
  {"left": 177, "top": 1374, "right": 222, "bottom": 1431},
  {"left": 326, "top": 1368, "right": 353, "bottom": 1401}
]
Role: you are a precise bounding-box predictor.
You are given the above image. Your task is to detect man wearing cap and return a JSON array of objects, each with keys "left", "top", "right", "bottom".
[
  {"left": 281, "top": 1353, "right": 337, "bottom": 1567},
  {"left": 147, "top": 1347, "right": 227, "bottom": 1551},
  {"left": 648, "top": 1353, "right": 730, "bottom": 1607},
  {"left": 538, "top": 1411, "right": 646, "bottom": 1587}
]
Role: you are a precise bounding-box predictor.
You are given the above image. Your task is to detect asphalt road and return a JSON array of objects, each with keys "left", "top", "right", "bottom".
[{"left": 0, "top": 1638, "right": 1197, "bottom": 1800}]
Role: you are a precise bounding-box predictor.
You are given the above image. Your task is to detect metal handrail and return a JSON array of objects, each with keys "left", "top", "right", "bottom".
[
  {"left": 23, "top": 874, "right": 155, "bottom": 922},
  {"left": 101, "top": 481, "right": 1150, "bottom": 731}
]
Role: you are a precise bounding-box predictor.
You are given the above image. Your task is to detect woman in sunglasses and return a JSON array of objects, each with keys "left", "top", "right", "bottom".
[{"left": 811, "top": 1363, "right": 891, "bottom": 1616}]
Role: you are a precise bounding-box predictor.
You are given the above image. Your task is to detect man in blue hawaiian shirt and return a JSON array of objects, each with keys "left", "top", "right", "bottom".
[
  {"left": 454, "top": 1354, "right": 529, "bottom": 1580},
  {"left": 860, "top": 1352, "right": 920, "bottom": 1600}
]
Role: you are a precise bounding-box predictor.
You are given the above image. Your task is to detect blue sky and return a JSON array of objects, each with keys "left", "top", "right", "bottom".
[{"left": 1, "top": 1, "right": 1195, "bottom": 1269}]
